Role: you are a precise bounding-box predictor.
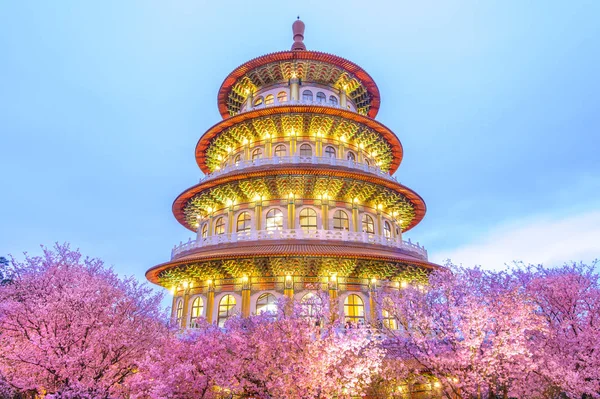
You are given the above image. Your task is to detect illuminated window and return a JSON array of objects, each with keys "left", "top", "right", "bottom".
[
  {"left": 325, "top": 146, "right": 336, "bottom": 158},
  {"left": 344, "top": 294, "right": 365, "bottom": 324},
  {"left": 329, "top": 95, "right": 338, "bottom": 106},
  {"left": 265, "top": 94, "right": 274, "bottom": 105},
  {"left": 217, "top": 295, "right": 236, "bottom": 327},
  {"left": 333, "top": 210, "right": 349, "bottom": 231},
  {"left": 302, "top": 90, "right": 313, "bottom": 102},
  {"left": 299, "top": 208, "right": 318, "bottom": 232},
  {"left": 234, "top": 154, "right": 241, "bottom": 165},
  {"left": 301, "top": 292, "right": 322, "bottom": 318},
  {"left": 316, "top": 92, "right": 326, "bottom": 103},
  {"left": 190, "top": 297, "right": 204, "bottom": 328},
  {"left": 256, "top": 293, "right": 278, "bottom": 314},
  {"left": 347, "top": 151, "right": 356, "bottom": 162},
  {"left": 362, "top": 214, "right": 375, "bottom": 234},
  {"left": 299, "top": 144, "right": 312, "bottom": 157},
  {"left": 277, "top": 91, "right": 287, "bottom": 103},
  {"left": 384, "top": 221, "right": 392, "bottom": 238},
  {"left": 274, "top": 144, "right": 286, "bottom": 157},
  {"left": 252, "top": 148, "right": 263, "bottom": 161},
  {"left": 382, "top": 298, "right": 397, "bottom": 329},
  {"left": 254, "top": 96, "right": 263, "bottom": 106},
  {"left": 266, "top": 208, "right": 283, "bottom": 231},
  {"left": 236, "top": 212, "right": 252, "bottom": 233},
  {"left": 214, "top": 217, "right": 225, "bottom": 235},
  {"left": 175, "top": 299, "right": 183, "bottom": 326},
  {"left": 201, "top": 223, "right": 208, "bottom": 238}
]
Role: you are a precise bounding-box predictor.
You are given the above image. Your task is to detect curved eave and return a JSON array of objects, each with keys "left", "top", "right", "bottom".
[
  {"left": 172, "top": 164, "right": 426, "bottom": 232},
  {"left": 218, "top": 50, "right": 381, "bottom": 119},
  {"left": 196, "top": 105, "right": 403, "bottom": 174},
  {"left": 146, "top": 241, "right": 441, "bottom": 285}
]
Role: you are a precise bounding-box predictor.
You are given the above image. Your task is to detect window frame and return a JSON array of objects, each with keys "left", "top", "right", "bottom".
[
  {"left": 299, "top": 143, "right": 312, "bottom": 157},
  {"left": 362, "top": 214, "right": 375, "bottom": 234},
  {"left": 324, "top": 145, "right": 336, "bottom": 158},
  {"left": 344, "top": 294, "right": 365, "bottom": 324},
  {"left": 256, "top": 293, "right": 278, "bottom": 314},
  {"left": 302, "top": 90, "right": 313, "bottom": 102},
  {"left": 236, "top": 211, "right": 252, "bottom": 233},
  {"left": 277, "top": 91, "right": 288, "bottom": 103},
  {"left": 264, "top": 94, "right": 274, "bottom": 105},
  {"left": 274, "top": 144, "right": 286, "bottom": 157},
  {"left": 333, "top": 210, "right": 349, "bottom": 231},
  {"left": 217, "top": 294, "right": 236, "bottom": 328},
  {"left": 214, "top": 217, "right": 226, "bottom": 235},
  {"left": 299, "top": 207, "right": 318, "bottom": 232},
  {"left": 266, "top": 208, "right": 284, "bottom": 231}
]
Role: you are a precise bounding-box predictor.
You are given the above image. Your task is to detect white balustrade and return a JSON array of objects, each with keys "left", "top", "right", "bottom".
[
  {"left": 239, "top": 98, "right": 357, "bottom": 114},
  {"left": 199, "top": 156, "right": 398, "bottom": 184},
  {"left": 171, "top": 229, "right": 428, "bottom": 261}
]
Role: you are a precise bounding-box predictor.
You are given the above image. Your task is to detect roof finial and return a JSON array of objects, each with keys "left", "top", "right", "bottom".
[{"left": 291, "top": 17, "right": 306, "bottom": 51}]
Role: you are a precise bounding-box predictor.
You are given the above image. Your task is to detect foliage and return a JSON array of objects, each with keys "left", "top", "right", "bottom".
[{"left": 0, "top": 244, "right": 167, "bottom": 399}]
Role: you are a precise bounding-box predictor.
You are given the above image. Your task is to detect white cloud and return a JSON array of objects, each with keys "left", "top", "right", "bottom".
[{"left": 433, "top": 210, "right": 600, "bottom": 270}]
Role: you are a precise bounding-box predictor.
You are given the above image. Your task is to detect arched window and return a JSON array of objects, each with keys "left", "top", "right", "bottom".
[
  {"left": 175, "top": 299, "right": 183, "bottom": 326},
  {"left": 344, "top": 294, "right": 365, "bottom": 324},
  {"left": 252, "top": 148, "right": 263, "bottom": 161},
  {"left": 333, "top": 210, "right": 349, "bottom": 231},
  {"left": 299, "top": 208, "right": 318, "bottom": 232},
  {"left": 384, "top": 221, "right": 392, "bottom": 238},
  {"left": 329, "top": 95, "right": 338, "bottom": 106},
  {"left": 190, "top": 297, "right": 204, "bottom": 328},
  {"left": 277, "top": 91, "right": 287, "bottom": 103},
  {"left": 382, "top": 299, "right": 397, "bottom": 330},
  {"left": 347, "top": 151, "right": 356, "bottom": 162},
  {"left": 316, "top": 92, "right": 326, "bottom": 103},
  {"left": 214, "top": 217, "right": 225, "bottom": 235},
  {"left": 256, "top": 293, "right": 277, "bottom": 314},
  {"left": 362, "top": 214, "right": 375, "bottom": 234},
  {"left": 299, "top": 144, "right": 312, "bottom": 157},
  {"left": 253, "top": 96, "right": 263, "bottom": 107},
  {"left": 365, "top": 158, "right": 371, "bottom": 166},
  {"left": 265, "top": 94, "right": 274, "bottom": 105},
  {"left": 302, "top": 90, "right": 313, "bottom": 102},
  {"left": 201, "top": 223, "right": 208, "bottom": 238},
  {"left": 237, "top": 212, "right": 252, "bottom": 233},
  {"left": 266, "top": 208, "right": 283, "bottom": 231},
  {"left": 301, "top": 292, "right": 322, "bottom": 318},
  {"left": 325, "top": 146, "right": 336, "bottom": 158},
  {"left": 274, "top": 144, "right": 286, "bottom": 157},
  {"left": 217, "top": 295, "right": 236, "bottom": 327},
  {"left": 234, "top": 154, "right": 241, "bottom": 165}
]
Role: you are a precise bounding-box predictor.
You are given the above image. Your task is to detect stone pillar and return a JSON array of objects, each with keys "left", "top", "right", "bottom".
[
  {"left": 284, "top": 275, "right": 294, "bottom": 300},
  {"left": 227, "top": 207, "right": 234, "bottom": 234},
  {"left": 265, "top": 135, "right": 273, "bottom": 158},
  {"left": 181, "top": 285, "right": 191, "bottom": 329},
  {"left": 315, "top": 134, "right": 323, "bottom": 157},
  {"left": 340, "top": 89, "right": 347, "bottom": 108},
  {"left": 245, "top": 92, "right": 253, "bottom": 110},
  {"left": 205, "top": 281, "right": 215, "bottom": 324},
  {"left": 170, "top": 293, "right": 178, "bottom": 320},
  {"left": 290, "top": 133, "right": 297, "bottom": 156},
  {"left": 352, "top": 201, "right": 360, "bottom": 233},
  {"left": 328, "top": 276, "right": 339, "bottom": 323},
  {"left": 243, "top": 140, "right": 250, "bottom": 161},
  {"left": 288, "top": 194, "right": 296, "bottom": 229},
  {"left": 338, "top": 141, "right": 345, "bottom": 160},
  {"left": 255, "top": 200, "right": 262, "bottom": 231},
  {"left": 376, "top": 207, "right": 383, "bottom": 236},
  {"left": 369, "top": 279, "right": 378, "bottom": 325},
  {"left": 321, "top": 199, "right": 329, "bottom": 230},
  {"left": 290, "top": 78, "right": 300, "bottom": 101},
  {"left": 241, "top": 276, "right": 251, "bottom": 318},
  {"left": 208, "top": 214, "right": 214, "bottom": 237}
]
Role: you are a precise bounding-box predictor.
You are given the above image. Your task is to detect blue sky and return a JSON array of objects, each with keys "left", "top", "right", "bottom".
[{"left": 1, "top": 1, "right": 598, "bottom": 290}]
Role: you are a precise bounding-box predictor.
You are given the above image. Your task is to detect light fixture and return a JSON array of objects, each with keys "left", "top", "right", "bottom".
[{"left": 243, "top": 138, "right": 249, "bottom": 145}]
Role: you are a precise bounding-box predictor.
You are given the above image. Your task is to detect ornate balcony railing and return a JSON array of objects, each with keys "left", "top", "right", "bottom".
[
  {"left": 171, "top": 229, "right": 428, "bottom": 261},
  {"left": 239, "top": 98, "right": 360, "bottom": 115},
  {"left": 200, "top": 156, "right": 398, "bottom": 184}
]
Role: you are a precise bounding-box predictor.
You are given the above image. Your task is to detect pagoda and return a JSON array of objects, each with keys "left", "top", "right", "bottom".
[{"left": 146, "top": 19, "right": 439, "bottom": 328}]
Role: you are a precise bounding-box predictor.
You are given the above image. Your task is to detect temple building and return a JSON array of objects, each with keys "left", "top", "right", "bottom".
[{"left": 145, "top": 18, "right": 439, "bottom": 329}]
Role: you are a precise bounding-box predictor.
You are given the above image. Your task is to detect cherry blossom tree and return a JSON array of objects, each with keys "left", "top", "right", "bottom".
[
  {"left": 515, "top": 262, "right": 600, "bottom": 398},
  {"left": 129, "top": 299, "right": 384, "bottom": 399},
  {"left": 378, "top": 265, "right": 546, "bottom": 398},
  {"left": 0, "top": 244, "right": 167, "bottom": 399}
]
